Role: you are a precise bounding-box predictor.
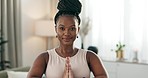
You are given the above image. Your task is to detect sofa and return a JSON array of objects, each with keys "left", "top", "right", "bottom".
[{"left": 0, "top": 66, "right": 30, "bottom": 78}]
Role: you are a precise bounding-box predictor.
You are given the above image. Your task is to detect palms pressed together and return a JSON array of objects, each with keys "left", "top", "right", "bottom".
[{"left": 63, "top": 57, "right": 74, "bottom": 78}]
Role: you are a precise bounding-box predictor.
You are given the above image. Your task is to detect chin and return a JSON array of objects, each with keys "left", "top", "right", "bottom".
[{"left": 62, "top": 42, "right": 73, "bottom": 46}]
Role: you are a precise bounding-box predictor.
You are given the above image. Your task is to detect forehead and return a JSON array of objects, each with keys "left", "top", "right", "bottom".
[{"left": 57, "top": 16, "right": 78, "bottom": 26}]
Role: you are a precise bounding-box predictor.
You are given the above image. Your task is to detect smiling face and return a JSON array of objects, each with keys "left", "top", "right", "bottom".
[{"left": 55, "top": 15, "right": 80, "bottom": 46}]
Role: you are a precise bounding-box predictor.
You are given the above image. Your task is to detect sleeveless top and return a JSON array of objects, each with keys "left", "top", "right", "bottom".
[{"left": 45, "top": 48, "right": 90, "bottom": 78}]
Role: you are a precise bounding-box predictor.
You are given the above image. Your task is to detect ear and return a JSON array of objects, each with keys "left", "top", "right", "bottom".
[
  {"left": 78, "top": 27, "right": 80, "bottom": 33},
  {"left": 55, "top": 26, "right": 57, "bottom": 33}
]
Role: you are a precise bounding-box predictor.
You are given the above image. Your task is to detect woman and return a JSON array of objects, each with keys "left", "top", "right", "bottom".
[{"left": 27, "top": 0, "right": 108, "bottom": 78}]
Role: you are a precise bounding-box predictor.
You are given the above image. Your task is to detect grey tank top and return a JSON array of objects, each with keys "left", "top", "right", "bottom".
[{"left": 45, "top": 48, "right": 90, "bottom": 78}]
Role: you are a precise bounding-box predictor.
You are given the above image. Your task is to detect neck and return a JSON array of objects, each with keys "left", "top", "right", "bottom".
[{"left": 57, "top": 45, "right": 76, "bottom": 57}]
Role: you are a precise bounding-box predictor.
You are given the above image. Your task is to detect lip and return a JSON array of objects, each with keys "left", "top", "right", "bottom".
[{"left": 62, "top": 38, "right": 72, "bottom": 42}]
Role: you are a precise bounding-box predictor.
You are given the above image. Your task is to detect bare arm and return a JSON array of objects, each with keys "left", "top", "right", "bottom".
[
  {"left": 27, "top": 52, "right": 48, "bottom": 78},
  {"left": 87, "top": 52, "right": 109, "bottom": 78}
]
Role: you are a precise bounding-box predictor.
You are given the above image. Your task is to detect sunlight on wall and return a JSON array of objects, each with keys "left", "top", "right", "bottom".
[
  {"left": 22, "top": 0, "right": 49, "bottom": 19},
  {"left": 22, "top": 36, "right": 46, "bottom": 66},
  {"left": 90, "top": 0, "right": 148, "bottom": 60},
  {"left": 21, "top": 0, "right": 50, "bottom": 66},
  {"left": 91, "top": 0, "right": 124, "bottom": 58}
]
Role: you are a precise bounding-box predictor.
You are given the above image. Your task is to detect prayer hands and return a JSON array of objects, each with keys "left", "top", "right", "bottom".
[{"left": 63, "top": 57, "right": 74, "bottom": 78}]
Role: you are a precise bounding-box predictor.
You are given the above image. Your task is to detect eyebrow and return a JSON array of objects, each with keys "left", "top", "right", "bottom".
[
  {"left": 58, "top": 24, "right": 76, "bottom": 27},
  {"left": 58, "top": 24, "right": 64, "bottom": 27}
]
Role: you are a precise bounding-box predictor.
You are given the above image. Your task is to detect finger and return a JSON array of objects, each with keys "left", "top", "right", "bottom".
[
  {"left": 66, "top": 57, "right": 71, "bottom": 70},
  {"left": 68, "top": 65, "right": 74, "bottom": 78},
  {"left": 66, "top": 57, "right": 70, "bottom": 64},
  {"left": 65, "top": 57, "right": 74, "bottom": 78},
  {"left": 63, "top": 63, "right": 69, "bottom": 78}
]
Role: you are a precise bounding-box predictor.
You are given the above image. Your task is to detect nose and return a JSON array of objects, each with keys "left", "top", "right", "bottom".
[{"left": 64, "top": 29, "right": 70, "bottom": 35}]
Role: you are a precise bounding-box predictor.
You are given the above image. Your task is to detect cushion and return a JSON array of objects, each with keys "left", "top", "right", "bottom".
[{"left": 7, "top": 71, "right": 28, "bottom": 78}]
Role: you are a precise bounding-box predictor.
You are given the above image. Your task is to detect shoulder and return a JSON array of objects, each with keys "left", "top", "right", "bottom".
[
  {"left": 78, "top": 49, "right": 97, "bottom": 56},
  {"left": 39, "top": 51, "right": 48, "bottom": 57},
  {"left": 38, "top": 52, "right": 48, "bottom": 59},
  {"left": 27, "top": 51, "right": 49, "bottom": 77},
  {"left": 85, "top": 52, "right": 108, "bottom": 77},
  {"left": 86, "top": 51, "right": 99, "bottom": 62},
  {"left": 38, "top": 49, "right": 55, "bottom": 59},
  {"left": 35, "top": 51, "right": 49, "bottom": 64},
  {"left": 78, "top": 49, "right": 99, "bottom": 63},
  {"left": 86, "top": 50, "right": 97, "bottom": 56}
]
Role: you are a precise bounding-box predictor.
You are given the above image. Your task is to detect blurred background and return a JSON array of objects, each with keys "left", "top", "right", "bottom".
[{"left": 1, "top": 0, "right": 148, "bottom": 78}]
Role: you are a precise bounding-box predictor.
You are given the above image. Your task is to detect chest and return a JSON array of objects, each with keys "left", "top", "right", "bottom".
[{"left": 45, "top": 55, "right": 90, "bottom": 78}]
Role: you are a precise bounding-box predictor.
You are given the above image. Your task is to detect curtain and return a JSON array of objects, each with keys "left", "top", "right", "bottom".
[
  {"left": 89, "top": 0, "right": 148, "bottom": 61},
  {"left": 124, "top": 0, "right": 148, "bottom": 61},
  {"left": 1, "top": 0, "right": 21, "bottom": 69}
]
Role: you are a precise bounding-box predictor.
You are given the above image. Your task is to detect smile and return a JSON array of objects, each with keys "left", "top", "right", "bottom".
[{"left": 62, "top": 38, "right": 72, "bottom": 42}]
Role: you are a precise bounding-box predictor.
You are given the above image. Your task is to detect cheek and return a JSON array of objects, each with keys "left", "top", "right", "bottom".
[
  {"left": 71, "top": 32, "right": 77, "bottom": 37},
  {"left": 56, "top": 30, "right": 63, "bottom": 37},
  {"left": 57, "top": 32, "right": 62, "bottom": 36}
]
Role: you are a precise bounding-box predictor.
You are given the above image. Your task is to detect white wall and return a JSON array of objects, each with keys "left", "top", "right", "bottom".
[{"left": 21, "top": 0, "right": 50, "bottom": 66}]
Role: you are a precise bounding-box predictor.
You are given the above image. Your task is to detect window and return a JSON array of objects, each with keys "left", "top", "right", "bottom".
[{"left": 87, "top": 0, "right": 148, "bottom": 61}]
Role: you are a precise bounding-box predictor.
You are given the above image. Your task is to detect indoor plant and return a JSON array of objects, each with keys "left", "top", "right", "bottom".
[{"left": 113, "top": 42, "right": 125, "bottom": 60}]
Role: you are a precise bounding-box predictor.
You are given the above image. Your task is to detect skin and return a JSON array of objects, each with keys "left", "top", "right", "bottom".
[
  {"left": 27, "top": 15, "right": 108, "bottom": 78},
  {"left": 63, "top": 57, "right": 74, "bottom": 78}
]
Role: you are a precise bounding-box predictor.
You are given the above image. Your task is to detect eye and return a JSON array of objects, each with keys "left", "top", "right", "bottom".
[
  {"left": 70, "top": 27, "right": 76, "bottom": 31},
  {"left": 59, "top": 27, "right": 65, "bottom": 31}
]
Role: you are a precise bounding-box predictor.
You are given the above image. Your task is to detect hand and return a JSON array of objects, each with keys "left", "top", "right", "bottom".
[{"left": 63, "top": 57, "right": 74, "bottom": 78}]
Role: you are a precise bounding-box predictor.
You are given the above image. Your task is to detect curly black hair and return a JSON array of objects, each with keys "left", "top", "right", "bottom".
[{"left": 54, "top": 0, "right": 82, "bottom": 25}]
